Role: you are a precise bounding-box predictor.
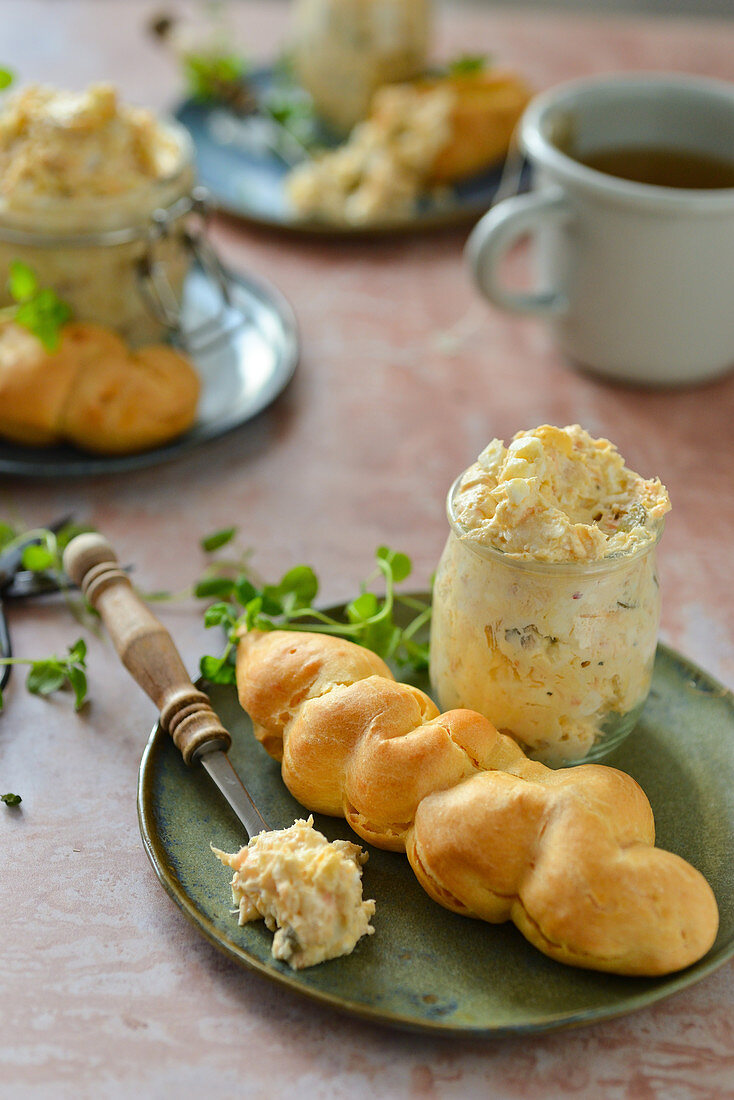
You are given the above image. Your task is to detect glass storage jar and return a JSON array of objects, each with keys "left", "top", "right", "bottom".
[
  {"left": 0, "top": 120, "right": 199, "bottom": 345},
  {"left": 290, "top": 0, "right": 432, "bottom": 133},
  {"left": 430, "top": 475, "right": 664, "bottom": 767}
]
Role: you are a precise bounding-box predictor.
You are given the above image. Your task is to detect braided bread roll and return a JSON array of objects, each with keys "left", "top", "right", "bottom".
[
  {"left": 236, "top": 630, "right": 719, "bottom": 976},
  {"left": 0, "top": 321, "right": 199, "bottom": 454}
]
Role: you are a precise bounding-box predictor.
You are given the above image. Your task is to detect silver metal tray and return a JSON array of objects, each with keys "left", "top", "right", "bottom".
[{"left": 0, "top": 265, "right": 298, "bottom": 478}]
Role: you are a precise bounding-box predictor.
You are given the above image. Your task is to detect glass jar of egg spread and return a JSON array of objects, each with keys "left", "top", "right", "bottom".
[
  {"left": 290, "top": 0, "right": 432, "bottom": 133},
  {"left": 0, "top": 83, "right": 201, "bottom": 344},
  {"left": 430, "top": 425, "right": 670, "bottom": 766}
]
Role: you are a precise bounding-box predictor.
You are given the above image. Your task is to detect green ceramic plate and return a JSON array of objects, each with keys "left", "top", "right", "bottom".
[{"left": 137, "top": 602, "right": 734, "bottom": 1036}]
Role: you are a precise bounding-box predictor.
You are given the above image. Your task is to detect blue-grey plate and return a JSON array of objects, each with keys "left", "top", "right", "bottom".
[
  {"left": 137, "top": 600, "right": 734, "bottom": 1036},
  {"left": 174, "top": 68, "right": 531, "bottom": 234},
  {"left": 0, "top": 264, "right": 298, "bottom": 478}
]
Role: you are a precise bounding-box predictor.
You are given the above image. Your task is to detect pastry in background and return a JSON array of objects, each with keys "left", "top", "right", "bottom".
[
  {"left": 0, "top": 321, "right": 200, "bottom": 454},
  {"left": 414, "top": 67, "right": 533, "bottom": 184}
]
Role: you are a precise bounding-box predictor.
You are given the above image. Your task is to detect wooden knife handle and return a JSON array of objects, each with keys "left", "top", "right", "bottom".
[{"left": 63, "top": 533, "right": 232, "bottom": 765}]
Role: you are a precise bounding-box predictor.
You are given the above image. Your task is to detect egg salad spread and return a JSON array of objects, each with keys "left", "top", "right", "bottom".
[
  {"left": 0, "top": 83, "right": 182, "bottom": 208},
  {"left": 430, "top": 425, "right": 671, "bottom": 765},
  {"left": 286, "top": 83, "right": 454, "bottom": 225},
  {"left": 212, "top": 817, "right": 375, "bottom": 969}
]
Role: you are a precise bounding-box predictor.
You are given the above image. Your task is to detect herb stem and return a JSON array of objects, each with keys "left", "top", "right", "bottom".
[{"left": 401, "top": 606, "right": 432, "bottom": 642}]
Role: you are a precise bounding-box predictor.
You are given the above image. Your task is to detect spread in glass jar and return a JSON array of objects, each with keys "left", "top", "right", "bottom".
[
  {"left": 430, "top": 425, "right": 671, "bottom": 765},
  {"left": 0, "top": 83, "right": 196, "bottom": 342},
  {"left": 290, "top": 0, "right": 431, "bottom": 133}
]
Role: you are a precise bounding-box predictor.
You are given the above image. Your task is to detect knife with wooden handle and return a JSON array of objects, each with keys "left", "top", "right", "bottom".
[{"left": 63, "top": 532, "right": 269, "bottom": 839}]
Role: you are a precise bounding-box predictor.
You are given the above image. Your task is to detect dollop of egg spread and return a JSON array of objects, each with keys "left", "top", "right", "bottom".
[
  {"left": 286, "top": 83, "right": 454, "bottom": 225},
  {"left": 452, "top": 424, "right": 671, "bottom": 561},
  {"left": 0, "top": 83, "right": 181, "bottom": 205},
  {"left": 212, "top": 817, "right": 375, "bottom": 969}
]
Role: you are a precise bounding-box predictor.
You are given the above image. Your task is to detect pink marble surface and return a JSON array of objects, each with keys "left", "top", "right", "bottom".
[{"left": 2, "top": 2, "right": 734, "bottom": 1097}]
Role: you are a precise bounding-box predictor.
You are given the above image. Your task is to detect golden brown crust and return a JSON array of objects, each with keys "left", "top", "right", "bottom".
[
  {"left": 236, "top": 629, "right": 719, "bottom": 976},
  {"left": 0, "top": 321, "right": 200, "bottom": 454},
  {"left": 0, "top": 323, "right": 79, "bottom": 444},
  {"left": 420, "top": 69, "right": 533, "bottom": 184}
]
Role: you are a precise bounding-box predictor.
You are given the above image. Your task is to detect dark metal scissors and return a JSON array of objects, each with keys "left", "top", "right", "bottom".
[{"left": 0, "top": 515, "right": 75, "bottom": 691}]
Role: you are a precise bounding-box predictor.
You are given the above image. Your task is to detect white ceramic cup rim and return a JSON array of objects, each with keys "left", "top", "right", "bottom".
[{"left": 520, "top": 72, "right": 734, "bottom": 213}]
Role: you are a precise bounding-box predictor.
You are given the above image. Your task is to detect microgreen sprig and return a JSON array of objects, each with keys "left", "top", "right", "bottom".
[
  {"left": 0, "top": 638, "right": 88, "bottom": 712},
  {"left": 0, "top": 519, "right": 95, "bottom": 586},
  {"left": 195, "top": 530, "right": 432, "bottom": 686},
  {"left": 0, "top": 519, "right": 97, "bottom": 712},
  {"left": 183, "top": 51, "right": 251, "bottom": 106},
  {"left": 1, "top": 792, "right": 21, "bottom": 806},
  {"left": 446, "top": 53, "right": 491, "bottom": 77},
  {"left": 177, "top": 34, "right": 321, "bottom": 159},
  {"left": 0, "top": 261, "right": 72, "bottom": 351}
]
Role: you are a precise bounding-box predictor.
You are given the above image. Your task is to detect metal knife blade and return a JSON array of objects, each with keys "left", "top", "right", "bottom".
[{"left": 199, "top": 749, "right": 270, "bottom": 838}]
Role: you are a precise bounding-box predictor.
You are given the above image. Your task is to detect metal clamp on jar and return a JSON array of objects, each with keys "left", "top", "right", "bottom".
[{"left": 137, "top": 186, "right": 238, "bottom": 353}]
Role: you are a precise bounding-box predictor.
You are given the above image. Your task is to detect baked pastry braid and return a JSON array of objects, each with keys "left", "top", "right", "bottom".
[
  {"left": 0, "top": 321, "right": 200, "bottom": 454},
  {"left": 236, "top": 630, "right": 719, "bottom": 976}
]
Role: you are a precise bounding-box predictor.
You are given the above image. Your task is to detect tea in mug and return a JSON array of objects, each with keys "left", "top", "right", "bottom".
[{"left": 577, "top": 145, "right": 734, "bottom": 189}]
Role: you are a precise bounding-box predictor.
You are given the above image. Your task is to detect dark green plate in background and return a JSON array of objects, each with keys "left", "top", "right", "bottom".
[
  {"left": 137, "top": 611, "right": 734, "bottom": 1036},
  {"left": 174, "top": 67, "right": 532, "bottom": 236}
]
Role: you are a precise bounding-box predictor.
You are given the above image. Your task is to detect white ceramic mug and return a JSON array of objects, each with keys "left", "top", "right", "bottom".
[{"left": 466, "top": 73, "right": 734, "bottom": 386}]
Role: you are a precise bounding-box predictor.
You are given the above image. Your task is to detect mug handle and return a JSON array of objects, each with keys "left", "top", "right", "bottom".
[{"left": 466, "top": 186, "right": 572, "bottom": 316}]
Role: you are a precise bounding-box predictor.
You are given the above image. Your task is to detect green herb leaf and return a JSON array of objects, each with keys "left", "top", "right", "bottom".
[
  {"left": 362, "top": 617, "right": 401, "bottom": 661},
  {"left": 12, "top": 637, "right": 89, "bottom": 707},
  {"left": 21, "top": 543, "right": 54, "bottom": 572},
  {"left": 201, "top": 527, "right": 237, "bottom": 552},
  {"left": 15, "top": 288, "right": 72, "bottom": 351},
  {"left": 183, "top": 52, "right": 248, "bottom": 102},
  {"left": 0, "top": 68, "right": 14, "bottom": 91},
  {"left": 26, "top": 660, "right": 67, "bottom": 696},
  {"left": 0, "top": 522, "right": 96, "bottom": 718},
  {"left": 8, "top": 260, "right": 38, "bottom": 302},
  {"left": 7, "top": 262, "right": 72, "bottom": 349},
  {"left": 261, "top": 84, "right": 322, "bottom": 153},
  {"left": 346, "top": 592, "right": 379, "bottom": 623},
  {"left": 195, "top": 531, "right": 431, "bottom": 678},
  {"left": 234, "top": 576, "right": 258, "bottom": 606},
  {"left": 1, "top": 792, "right": 21, "bottom": 806},
  {"left": 447, "top": 53, "right": 490, "bottom": 76},
  {"left": 258, "top": 587, "right": 286, "bottom": 616},
  {"left": 194, "top": 577, "right": 236, "bottom": 599},
  {"left": 203, "top": 601, "right": 238, "bottom": 629},
  {"left": 199, "top": 653, "right": 237, "bottom": 684},
  {"left": 276, "top": 565, "right": 319, "bottom": 609},
  {"left": 67, "top": 638, "right": 87, "bottom": 665},
  {"left": 67, "top": 666, "right": 88, "bottom": 711},
  {"left": 376, "top": 546, "right": 412, "bottom": 584}
]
